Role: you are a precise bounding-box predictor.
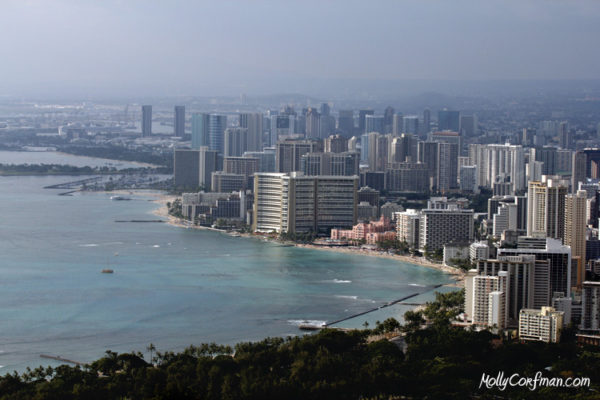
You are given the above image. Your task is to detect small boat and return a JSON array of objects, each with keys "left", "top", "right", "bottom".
[
  {"left": 101, "top": 269, "right": 114, "bottom": 274},
  {"left": 110, "top": 196, "right": 131, "bottom": 201}
]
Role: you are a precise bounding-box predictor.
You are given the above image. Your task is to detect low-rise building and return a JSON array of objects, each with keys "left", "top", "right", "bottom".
[{"left": 519, "top": 307, "right": 564, "bottom": 343}]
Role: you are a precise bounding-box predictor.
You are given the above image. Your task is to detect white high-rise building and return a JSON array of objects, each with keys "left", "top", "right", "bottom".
[
  {"left": 395, "top": 209, "right": 421, "bottom": 248},
  {"left": 468, "top": 144, "right": 525, "bottom": 193},
  {"left": 519, "top": 307, "right": 564, "bottom": 343},
  {"left": 527, "top": 176, "right": 569, "bottom": 239},
  {"left": 564, "top": 190, "right": 588, "bottom": 261}
]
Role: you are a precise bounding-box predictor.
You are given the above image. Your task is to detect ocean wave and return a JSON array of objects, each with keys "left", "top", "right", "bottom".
[
  {"left": 79, "top": 244, "right": 99, "bottom": 247},
  {"left": 152, "top": 245, "right": 160, "bottom": 248},
  {"left": 408, "top": 283, "right": 426, "bottom": 287},
  {"left": 333, "top": 279, "right": 351, "bottom": 284},
  {"left": 287, "top": 319, "right": 326, "bottom": 327},
  {"left": 334, "top": 295, "right": 358, "bottom": 300}
]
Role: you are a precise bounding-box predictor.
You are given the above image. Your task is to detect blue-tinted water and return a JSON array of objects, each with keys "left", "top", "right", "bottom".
[
  {"left": 0, "top": 170, "right": 453, "bottom": 373},
  {"left": 0, "top": 150, "right": 150, "bottom": 169}
]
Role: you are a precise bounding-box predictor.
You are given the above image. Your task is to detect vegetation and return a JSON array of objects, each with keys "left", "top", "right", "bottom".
[
  {"left": 279, "top": 230, "right": 317, "bottom": 243},
  {"left": 1, "top": 290, "right": 599, "bottom": 399},
  {"left": 167, "top": 199, "right": 183, "bottom": 219},
  {"left": 59, "top": 145, "right": 173, "bottom": 171}
]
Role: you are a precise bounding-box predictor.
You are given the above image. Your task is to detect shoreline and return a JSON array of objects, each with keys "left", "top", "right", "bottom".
[{"left": 146, "top": 192, "right": 465, "bottom": 288}]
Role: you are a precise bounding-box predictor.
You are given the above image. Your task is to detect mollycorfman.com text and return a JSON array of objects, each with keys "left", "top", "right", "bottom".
[{"left": 479, "top": 371, "right": 591, "bottom": 392}]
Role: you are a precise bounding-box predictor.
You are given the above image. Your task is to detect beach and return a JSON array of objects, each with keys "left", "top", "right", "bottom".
[{"left": 147, "top": 193, "right": 465, "bottom": 287}]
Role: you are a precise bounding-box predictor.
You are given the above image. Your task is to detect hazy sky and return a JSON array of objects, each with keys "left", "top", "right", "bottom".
[{"left": 1, "top": 0, "right": 599, "bottom": 97}]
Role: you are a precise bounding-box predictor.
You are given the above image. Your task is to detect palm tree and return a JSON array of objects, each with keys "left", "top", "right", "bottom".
[{"left": 146, "top": 343, "right": 156, "bottom": 365}]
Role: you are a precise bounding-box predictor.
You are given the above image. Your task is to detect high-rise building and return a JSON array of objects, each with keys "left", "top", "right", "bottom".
[
  {"left": 174, "top": 147, "right": 218, "bottom": 190},
  {"left": 208, "top": 114, "right": 227, "bottom": 154},
  {"left": 324, "top": 134, "right": 348, "bottom": 153},
  {"left": 436, "top": 142, "right": 459, "bottom": 192},
  {"left": 365, "top": 115, "right": 384, "bottom": 134},
  {"left": 395, "top": 209, "right": 421, "bottom": 248},
  {"left": 224, "top": 127, "right": 248, "bottom": 157},
  {"left": 581, "top": 281, "right": 600, "bottom": 332},
  {"left": 224, "top": 156, "right": 259, "bottom": 178},
  {"left": 459, "top": 165, "right": 478, "bottom": 193},
  {"left": 243, "top": 148, "right": 276, "bottom": 173},
  {"left": 469, "top": 144, "right": 526, "bottom": 193},
  {"left": 141, "top": 105, "right": 152, "bottom": 137},
  {"left": 367, "top": 132, "right": 389, "bottom": 172},
  {"left": 211, "top": 172, "right": 246, "bottom": 193},
  {"left": 438, "top": 109, "right": 460, "bottom": 131},
  {"left": 383, "top": 106, "right": 395, "bottom": 134},
  {"left": 527, "top": 176, "right": 569, "bottom": 239},
  {"left": 305, "top": 107, "right": 321, "bottom": 139},
  {"left": 469, "top": 272, "right": 509, "bottom": 329},
  {"left": 337, "top": 110, "right": 355, "bottom": 137},
  {"left": 498, "top": 236, "right": 572, "bottom": 300},
  {"left": 422, "top": 109, "right": 431, "bottom": 135},
  {"left": 459, "top": 115, "right": 477, "bottom": 137},
  {"left": 300, "top": 152, "right": 359, "bottom": 176},
  {"left": 174, "top": 105, "right": 185, "bottom": 138},
  {"left": 239, "top": 113, "right": 264, "bottom": 152},
  {"left": 564, "top": 190, "right": 587, "bottom": 261},
  {"left": 392, "top": 113, "right": 404, "bottom": 136},
  {"left": 191, "top": 113, "right": 209, "bottom": 149},
  {"left": 385, "top": 162, "right": 430, "bottom": 192},
  {"left": 390, "top": 134, "right": 418, "bottom": 163},
  {"left": 276, "top": 139, "right": 322, "bottom": 173},
  {"left": 419, "top": 205, "right": 474, "bottom": 252},
  {"left": 403, "top": 116, "right": 419, "bottom": 135},
  {"left": 253, "top": 173, "right": 358, "bottom": 234},
  {"left": 418, "top": 141, "right": 439, "bottom": 190},
  {"left": 358, "top": 109, "right": 374, "bottom": 133}
]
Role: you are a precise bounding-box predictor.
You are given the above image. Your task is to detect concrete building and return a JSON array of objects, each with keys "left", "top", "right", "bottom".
[
  {"left": 224, "top": 127, "right": 248, "bottom": 157},
  {"left": 468, "top": 143, "right": 526, "bottom": 193},
  {"left": 438, "top": 110, "right": 460, "bottom": 132},
  {"left": 191, "top": 113, "right": 209, "bottom": 149},
  {"left": 301, "top": 152, "right": 360, "bottom": 176},
  {"left": 243, "top": 148, "right": 276, "bottom": 173},
  {"left": 459, "top": 165, "right": 478, "bottom": 193},
  {"left": 324, "top": 134, "right": 348, "bottom": 153},
  {"left": 564, "top": 190, "right": 588, "bottom": 261},
  {"left": 519, "top": 307, "right": 564, "bottom": 343},
  {"left": 174, "top": 105, "right": 185, "bottom": 138},
  {"left": 223, "top": 156, "right": 259, "bottom": 178},
  {"left": 239, "top": 113, "right": 263, "bottom": 151},
  {"left": 276, "top": 139, "right": 321, "bottom": 173},
  {"left": 174, "top": 147, "right": 218, "bottom": 190},
  {"left": 208, "top": 114, "right": 227, "bottom": 154},
  {"left": 470, "top": 241, "right": 490, "bottom": 262},
  {"left": 419, "top": 206, "right": 474, "bottom": 252},
  {"left": 253, "top": 173, "right": 358, "bottom": 234},
  {"left": 211, "top": 172, "right": 246, "bottom": 193},
  {"left": 582, "top": 281, "right": 600, "bottom": 332},
  {"left": 471, "top": 272, "right": 508, "bottom": 329},
  {"left": 385, "top": 162, "right": 430, "bottom": 192},
  {"left": 395, "top": 209, "right": 420, "bottom": 248},
  {"left": 141, "top": 105, "right": 152, "bottom": 137},
  {"left": 527, "top": 176, "right": 569, "bottom": 239}
]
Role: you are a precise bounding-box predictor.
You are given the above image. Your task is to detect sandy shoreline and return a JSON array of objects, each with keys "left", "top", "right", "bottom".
[{"left": 142, "top": 192, "right": 465, "bottom": 287}]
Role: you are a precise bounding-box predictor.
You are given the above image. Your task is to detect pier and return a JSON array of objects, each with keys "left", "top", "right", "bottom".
[
  {"left": 323, "top": 284, "right": 444, "bottom": 328},
  {"left": 43, "top": 176, "right": 102, "bottom": 190},
  {"left": 40, "top": 354, "right": 85, "bottom": 367}
]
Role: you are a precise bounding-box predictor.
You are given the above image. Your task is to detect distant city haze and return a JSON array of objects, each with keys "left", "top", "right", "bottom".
[{"left": 1, "top": 0, "right": 599, "bottom": 98}]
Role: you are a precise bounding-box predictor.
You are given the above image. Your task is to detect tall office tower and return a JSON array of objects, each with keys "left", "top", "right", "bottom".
[
  {"left": 539, "top": 120, "right": 558, "bottom": 137},
  {"left": 367, "top": 132, "right": 388, "bottom": 172},
  {"left": 571, "top": 149, "right": 600, "bottom": 192},
  {"left": 347, "top": 136, "right": 358, "bottom": 152},
  {"left": 223, "top": 127, "right": 248, "bottom": 157},
  {"left": 459, "top": 165, "right": 478, "bottom": 193},
  {"left": 390, "top": 134, "right": 418, "bottom": 163},
  {"left": 253, "top": 173, "right": 358, "bottom": 234},
  {"left": 211, "top": 172, "right": 246, "bottom": 193},
  {"left": 337, "top": 110, "right": 354, "bottom": 138},
  {"left": 564, "top": 190, "right": 588, "bottom": 261},
  {"left": 324, "top": 134, "right": 348, "bottom": 153},
  {"left": 358, "top": 109, "right": 374, "bottom": 133},
  {"left": 385, "top": 162, "right": 430, "bottom": 192},
  {"left": 558, "top": 121, "right": 571, "bottom": 149},
  {"left": 300, "top": 152, "right": 359, "bottom": 176},
  {"left": 527, "top": 176, "right": 569, "bottom": 239},
  {"left": 438, "top": 109, "right": 460, "bottom": 131},
  {"left": 418, "top": 141, "right": 439, "bottom": 190},
  {"left": 270, "top": 113, "right": 296, "bottom": 146},
  {"left": 556, "top": 149, "right": 572, "bottom": 174},
  {"left": 522, "top": 128, "right": 536, "bottom": 147},
  {"left": 418, "top": 205, "right": 474, "bottom": 252},
  {"left": 383, "top": 106, "right": 395, "bottom": 134},
  {"left": 208, "top": 114, "right": 227, "bottom": 154},
  {"left": 360, "top": 133, "right": 369, "bottom": 162},
  {"left": 365, "top": 115, "right": 384, "bottom": 134},
  {"left": 239, "top": 113, "right": 263, "bottom": 152},
  {"left": 581, "top": 281, "right": 600, "bottom": 332},
  {"left": 392, "top": 113, "right": 404, "bottom": 136},
  {"left": 436, "top": 142, "right": 459, "bottom": 192},
  {"left": 319, "top": 103, "right": 335, "bottom": 138},
  {"left": 141, "top": 105, "right": 152, "bottom": 137},
  {"left": 173, "top": 147, "right": 218, "bottom": 190},
  {"left": 174, "top": 105, "right": 185, "bottom": 137},
  {"left": 223, "top": 156, "right": 258, "bottom": 178},
  {"left": 276, "top": 139, "right": 321, "bottom": 173},
  {"left": 597, "top": 123, "right": 600, "bottom": 139},
  {"left": 499, "top": 236, "right": 572, "bottom": 300},
  {"left": 243, "top": 148, "right": 276, "bottom": 172},
  {"left": 472, "top": 256, "right": 537, "bottom": 326},
  {"left": 305, "top": 107, "right": 321, "bottom": 139},
  {"left": 191, "top": 113, "right": 209, "bottom": 149},
  {"left": 403, "top": 116, "right": 420, "bottom": 135},
  {"left": 459, "top": 114, "right": 477, "bottom": 137},
  {"left": 531, "top": 147, "right": 557, "bottom": 175},
  {"left": 422, "top": 108, "right": 431, "bottom": 135}
]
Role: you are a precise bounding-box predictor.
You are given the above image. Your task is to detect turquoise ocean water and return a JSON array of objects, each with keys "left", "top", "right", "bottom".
[{"left": 0, "top": 154, "right": 455, "bottom": 373}]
